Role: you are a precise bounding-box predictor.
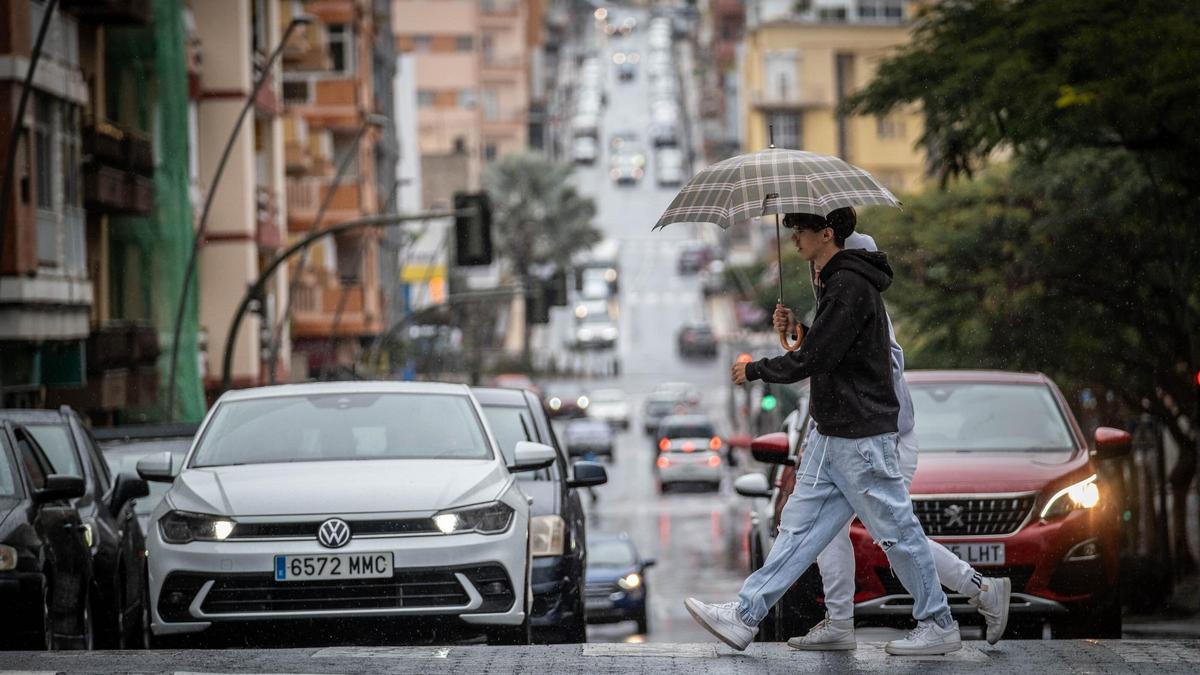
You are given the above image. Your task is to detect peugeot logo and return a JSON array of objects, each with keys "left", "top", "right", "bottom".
[
  {"left": 317, "top": 518, "right": 351, "bottom": 549},
  {"left": 943, "top": 504, "right": 965, "bottom": 529}
]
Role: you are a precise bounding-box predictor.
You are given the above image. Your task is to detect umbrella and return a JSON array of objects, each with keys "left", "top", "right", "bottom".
[{"left": 653, "top": 142, "right": 900, "bottom": 351}]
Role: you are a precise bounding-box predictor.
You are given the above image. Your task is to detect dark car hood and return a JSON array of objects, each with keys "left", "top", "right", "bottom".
[
  {"left": 519, "top": 480, "right": 560, "bottom": 517},
  {"left": 586, "top": 564, "right": 639, "bottom": 584},
  {"left": 909, "top": 449, "right": 1089, "bottom": 494}
]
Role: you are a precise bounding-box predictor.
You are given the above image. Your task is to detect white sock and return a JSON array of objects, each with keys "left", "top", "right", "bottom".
[{"left": 958, "top": 571, "right": 984, "bottom": 598}]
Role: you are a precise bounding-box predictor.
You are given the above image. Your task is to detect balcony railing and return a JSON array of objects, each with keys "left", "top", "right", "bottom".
[
  {"left": 82, "top": 119, "right": 155, "bottom": 215},
  {"left": 286, "top": 177, "right": 362, "bottom": 232},
  {"left": 750, "top": 86, "right": 832, "bottom": 109},
  {"left": 291, "top": 282, "right": 383, "bottom": 338}
]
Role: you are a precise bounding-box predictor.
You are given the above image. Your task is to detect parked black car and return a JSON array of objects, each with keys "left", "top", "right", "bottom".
[
  {"left": 2, "top": 408, "right": 150, "bottom": 649},
  {"left": 93, "top": 423, "right": 197, "bottom": 538},
  {"left": 0, "top": 422, "right": 93, "bottom": 649},
  {"left": 473, "top": 387, "right": 607, "bottom": 644}
]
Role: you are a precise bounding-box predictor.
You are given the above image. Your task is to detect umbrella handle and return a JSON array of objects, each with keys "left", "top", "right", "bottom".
[{"left": 778, "top": 324, "right": 803, "bottom": 352}]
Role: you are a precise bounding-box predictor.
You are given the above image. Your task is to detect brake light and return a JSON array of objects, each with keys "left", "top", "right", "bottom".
[
  {"left": 707, "top": 455, "right": 722, "bottom": 467},
  {"left": 656, "top": 456, "right": 670, "bottom": 469},
  {"left": 709, "top": 436, "right": 721, "bottom": 450},
  {"left": 658, "top": 438, "right": 670, "bottom": 451},
  {"left": 682, "top": 442, "right": 695, "bottom": 453}
]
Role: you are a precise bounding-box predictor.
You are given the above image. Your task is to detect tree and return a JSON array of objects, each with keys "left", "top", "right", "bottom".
[
  {"left": 483, "top": 153, "right": 602, "bottom": 363},
  {"left": 846, "top": 0, "right": 1200, "bottom": 573}
]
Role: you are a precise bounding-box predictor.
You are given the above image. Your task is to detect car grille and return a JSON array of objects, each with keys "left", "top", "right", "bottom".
[
  {"left": 158, "top": 565, "right": 513, "bottom": 620},
  {"left": 228, "top": 517, "right": 439, "bottom": 539},
  {"left": 585, "top": 582, "right": 617, "bottom": 599},
  {"left": 912, "top": 495, "right": 1036, "bottom": 536},
  {"left": 876, "top": 565, "right": 1036, "bottom": 597}
]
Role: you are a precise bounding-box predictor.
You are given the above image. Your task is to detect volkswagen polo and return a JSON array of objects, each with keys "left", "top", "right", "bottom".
[{"left": 140, "top": 382, "right": 556, "bottom": 645}]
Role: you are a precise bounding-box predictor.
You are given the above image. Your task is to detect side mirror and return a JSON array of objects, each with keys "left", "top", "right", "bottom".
[
  {"left": 109, "top": 473, "right": 150, "bottom": 516},
  {"left": 1094, "top": 426, "right": 1132, "bottom": 460},
  {"left": 734, "top": 472, "right": 772, "bottom": 498},
  {"left": 750, "top": 432, "right": 792, "bottom": 465},
  {"left": 136, "top": 451, "right": 176, "bottom": 483},
  {"left": 34, "top": 474, "right": 86, "bottom": 504},
  {"left": 510, "top": 441, "right": 557, "bottom": 472},
  {"left": 568, "top": 461, "right": 608, "bottom": 488},
  {"left": 727, "top": 434, "right": 753, "bottom": 450},
  {"left": 641, "top": 557, "right": 657, "bottom": 569}
]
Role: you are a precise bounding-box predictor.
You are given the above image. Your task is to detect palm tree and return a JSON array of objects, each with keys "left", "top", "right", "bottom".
[{"left": 483, "top": 153, "right": 601, "bottom": 363}]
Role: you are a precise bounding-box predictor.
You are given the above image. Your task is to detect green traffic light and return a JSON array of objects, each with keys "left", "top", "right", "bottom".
[{"left": 761, "top": 394, "right": 778, "bottom": 411}]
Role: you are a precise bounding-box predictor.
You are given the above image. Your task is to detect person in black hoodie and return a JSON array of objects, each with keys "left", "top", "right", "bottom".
[{"left": 685, "top": 209, "right": 961, "bottom": 656}]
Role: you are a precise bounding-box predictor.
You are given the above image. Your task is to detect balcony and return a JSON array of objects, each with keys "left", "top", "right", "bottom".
[
  {"left": 283, "top": 77, "right": 361, "bottom": 129},
  {"left": 291, "top": 282, "right": 383, "bottom": 339},
  {"left": 481, "top": 54, "right": 525, "bottom": 80},
  {"left": 286, "top": 177, "right": 362, "bottom": 233},
  {"left": 750, "top": 85, "right": 832, "bottom": 109},
  {"left": 63, "top": 0, "right": 152, "bottom": 25},
  {"left": 82, "top": 119, "right": 155, "bottom": 215},
  {"left": 256, "top": 186, "right": 282, "bottom": 251},
  {"left": 305, "top": 0, "right": 355, "bottom": 24},
  {"left": 283, "top": 20, "right": 332, "bottom": 70}
]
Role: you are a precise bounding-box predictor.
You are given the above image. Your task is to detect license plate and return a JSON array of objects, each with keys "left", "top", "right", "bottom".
[
  {"left": 274, "top": 552, "right": 393, "bottom": 581},
  {"left": 944, "top": 543, "right": 1005, "bottom": 566}
]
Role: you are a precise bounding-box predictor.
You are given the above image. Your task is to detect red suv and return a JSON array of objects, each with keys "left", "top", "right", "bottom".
[{"left": 736, "top": 370, "right": 1129, "bottom": 640}]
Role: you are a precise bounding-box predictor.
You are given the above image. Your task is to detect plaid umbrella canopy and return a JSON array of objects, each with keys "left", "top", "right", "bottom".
[
  {"left": 653, "top": 148, "right": 899, "bottom": 230},
  {"left": 654, "top": 148, "right": 900, "bottom": 352}
]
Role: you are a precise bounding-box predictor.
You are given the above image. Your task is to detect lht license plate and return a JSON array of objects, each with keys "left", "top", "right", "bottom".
[
  {"left": 945, "top": 543, "right": 1005, "bottom": 566},
  {"left": 274, "top": 552, "right": 393, "bottom": 581}
]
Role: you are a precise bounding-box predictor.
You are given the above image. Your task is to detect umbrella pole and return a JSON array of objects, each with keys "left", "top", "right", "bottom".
[{"left": 775, "top": 212, "right": 802, "bottom": 352}]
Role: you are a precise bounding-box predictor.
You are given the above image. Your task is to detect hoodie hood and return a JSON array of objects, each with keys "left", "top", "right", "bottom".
[{"left": 820, "top": 249, "right": 893, "bottom": 293}]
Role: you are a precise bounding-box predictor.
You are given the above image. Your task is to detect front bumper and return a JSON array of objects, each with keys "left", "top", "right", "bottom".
[
  {"left": 530, "top": 555, "right": 583, "bottom": 629},
  {"left": 0, "top": 571, "right": 44, "bottom": 641},
  {"left": 584, "top": 580, "right": 644, "bottom": 623},
  {"left": 148, "top": 514, "right": 529, "bottom": 635},
  {"left": 658, "top": 453, "right": 722, "bottom": 484}
]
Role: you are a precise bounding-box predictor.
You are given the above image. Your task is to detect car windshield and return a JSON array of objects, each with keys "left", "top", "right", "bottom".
[
  {"left": 103, "top": 439, "right": 191, "bottom": 515},
  {"left": 589, "top": 539, "right": 637, "bottom": 567},
  {"left": 25, "top": 424, "right": 82, "bottom": 477},
  {"left": 567, "top": 421, "right": 609, "bottom": 437},
  {"left": 909, "top": 383, "right": 1075, "bottom": 452},
  {"left": 663, "top": 423, "right": 714, "bottom": 439},
  {"left": 479, "top": 404, "right": 556, "bottom": 481},
  {"left": 191, "top": 393, "right": 492, "bottom": 467}
]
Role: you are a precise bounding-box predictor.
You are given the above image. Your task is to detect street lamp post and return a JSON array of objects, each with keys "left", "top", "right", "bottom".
[{"left": 164, "top": 14, "right": 314, "bottom": 418}]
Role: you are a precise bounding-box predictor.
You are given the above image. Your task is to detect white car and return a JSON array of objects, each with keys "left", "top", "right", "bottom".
[
  {"left": 139, "top": 382, "right": 556, "bottom": 645},
  {"left": 655, "top": 414, "right": 724, "bottom": 492},
  {"left": 587, "top": 389, "right": 631, "bottom": 429},
  {"left": 656, "top": 148, "right": 687, "bottom": 186},
  {"left": 573, "top": 136, "right": 599, "bottom": 165}
]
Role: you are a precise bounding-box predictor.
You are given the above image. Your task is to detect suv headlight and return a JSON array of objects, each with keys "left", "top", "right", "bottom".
[
  {"left": 159, "top": 511, "right": 235, "bottom": 544},
  {"left": 0, "top": 544, "right": 17, "bottom": 571},
  {"left": 531, "top": 515, "right": 566, "bottom": 557},
  {"left": 617, "top": 572, "right": 641, "bottom": 590},
  {"left": 1040, "top": 474, "right": 1100, "bottom": 520},
  {"left": 432, "top": 502, "right": 514, "bottom": 535}
]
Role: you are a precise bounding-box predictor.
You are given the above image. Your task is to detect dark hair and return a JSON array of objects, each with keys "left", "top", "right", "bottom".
[{"left": 783, "top": 207, "right": 856, "bottom": 247}]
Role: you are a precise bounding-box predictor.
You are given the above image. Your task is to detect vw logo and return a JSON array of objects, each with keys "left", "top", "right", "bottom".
[
  {"left": 943, "top": 504, "right": 965, "bottom": 528},
  {"left": 317, "top": 518, "right": 351, "bottom": 549}
]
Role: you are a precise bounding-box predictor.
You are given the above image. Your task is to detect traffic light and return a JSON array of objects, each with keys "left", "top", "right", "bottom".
[
  {"left": 526, "top": 284, "right": 550, "bottom": 325},
  {"left": 453, "top": 191, "right": 493, "bottom": 266},
  {"left": 760, "top": 393, "right": 778, "bottom": 412},
  {"left": 548, "top": 269, "right": 568, "bottom": 306}
]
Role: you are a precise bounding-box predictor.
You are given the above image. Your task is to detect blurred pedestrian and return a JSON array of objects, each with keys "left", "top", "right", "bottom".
[{"left": 692, "top": 208, "right": 962, "bottom": 656}]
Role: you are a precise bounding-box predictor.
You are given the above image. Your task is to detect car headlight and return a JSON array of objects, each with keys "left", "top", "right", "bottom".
[
  {"left": 578, "top": 328, "right": 595, "bottom": 340},
  {"left": 531, "top": 515, "right": 566, "bottom": 557},
  {"left": 1041, "top": 474, "right": 1100, "bottom": 520},
  {"left": 159, "top": 511, "right": 236, "bottom": 544},
  {"left": 577, "top": 396, "right": 590, "bottom": 409},
  {"left": 432, "top": 502, "right": 514, "bottom": 535},
  {"left": 601, "top": 326, "right": 618, "bottom": 340},
  {"left": 618, "top": 572, "right": 641, "bottom": 590},
  {"left": 0, "top": 544, "right": 17, "bottom": 571},
  {"left": 548, "top": 397, "right": 562, "bottom": 410}
]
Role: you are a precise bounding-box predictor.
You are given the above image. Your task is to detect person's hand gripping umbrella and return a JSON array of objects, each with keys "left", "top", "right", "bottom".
[{"left": 653, "top": 129, "right": 900, "bottom": 351}]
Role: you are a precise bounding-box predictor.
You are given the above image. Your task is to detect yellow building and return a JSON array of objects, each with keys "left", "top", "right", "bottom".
[{"left": 740, "top": 17, "right": 926, "bottom": 194}]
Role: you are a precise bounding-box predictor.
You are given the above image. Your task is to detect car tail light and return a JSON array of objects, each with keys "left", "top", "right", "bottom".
[
  {"left": 658, "top": 438, "right": 670, "bottom": 451},
  {"left": 656, "top": 456, "right": 670, "bottom": 469},
  {"left": 682, "top": 442, "right": 695, "bottom": 453},
  {"left": 707, "top": 455, "right": 722, "bottom": 467},
  {"left": 709, "top": 436, "right": 721, "bottom": 450}
]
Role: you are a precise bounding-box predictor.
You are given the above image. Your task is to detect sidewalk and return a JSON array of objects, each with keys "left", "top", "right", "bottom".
[{"left": 4, "top": 640, "right": 1199, "bottom": 674}]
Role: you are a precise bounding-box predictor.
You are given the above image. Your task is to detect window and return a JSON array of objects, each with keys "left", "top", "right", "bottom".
[
  {"left": 479, "top": 404, "right": 557, "bottom": 480},
  {"left": 34, "top": 95, "right": 53, "bottom": 210},
  {"left": 857, "top": 0, "right": 905, "bottom": 23},
  {"left": 763, "top": 51, "right": 798, "bottom": 103},
  {"left": 32, "top": 93, "right": 84, "bottom": 270},
  {"left": 453, "top": 136, "right": 467, "bottom": 154},
  {"left": 484, "top": 142, "right": 498, "bottom": 162},
  {"left": 412, "top": 33, "right": 432, "bottom": 53},
  {"left": 327, "top": 24, "right": 354, "bottom": 73},
  {"left": 331, "top": 132, "right": 360, "bottom": 178},
  {"left": 456, "top": 35, "right": 474, "bottom": 52},
  {"left": 25, "top": 424, "right": 82, "bottom": 478},
  {"left": 818, "top": 7, "right": 848, "bottom": 22},
  {"left": 61, "top": 106, "right": 80, "bottom": 207},
  {"left": 766, "top": 112, "right": 802, "bottom": 149},
  {"left": 458, "top": 89, "right": 478, "bottom": 109},
  {"left": 876, "top": 114, "right": 905, "bottom": 139},
  {"left": 283, "top": 80, "right": 310, "bottom": 104},
  {"left": 17, "top": 432, "right": 48, "bottom": 489},
  {"left": 75, "top": 420, "right": 111, "bottom": 493},
  {"left": 481, "top": 89, "right": 499, "bottom": 120},
  {"left": 0, "top": 434, "right": 18, "bottom": 497},
  {"left": 417, "top": 90, "right": 436, "bottom": 108}
]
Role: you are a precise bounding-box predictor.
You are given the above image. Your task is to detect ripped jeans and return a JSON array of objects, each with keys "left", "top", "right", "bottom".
[{"left": 736, "top": 428, "right": 953, "bottom": 629}]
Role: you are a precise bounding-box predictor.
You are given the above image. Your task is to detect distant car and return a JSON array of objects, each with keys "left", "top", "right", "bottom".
[
  {"left": 489, "top": 373, "right": 544, "bottom": 400},
  {"left": 654, "top": 382, "right": 703, "bottom": 408},
  {"left": 584, "top": 533, "right": 655, "bottom": 633},
  {"left": 94, "top": 424, "right": 197, "bottom": 538},
  {"left": 677, "top": 322, "right": 718, "bottom": 358},
  {"left": 609, "top": 153, "right": 644, "bottom": 185},
  {"left": 642, "top": 392, "right": 690, "bottom": 436},
  {"left": 545, "top": 387, "right": 591, "bottom": 419},
  {"left": 587, "top": 389, "right": 631, "bottom": 429},
  {"left": 654, "top": 415, "right": 724, "bottom": 492},
  {"left": 572, "top": 114, "right": 600, "bottom": 139},
  {"left": 700, "top": 260, "right": 726, "bottom": 297},
  {"left": 677, "top": 245, "right": 711, "bottom": 275},
  {"left": 617, "top": 61, "right": 636, "bottom": 81},
  {"left": 0, "top": 422, "right": 92, "bottom": 650},
  {"left": 574, "top": 299, "right": 618, "bottom": 349},
  {"left": 573, "top": 136, "right": 599, "bottom": 165},
  {"left": 563, "top": 420, "right": 615, "bottom": 460},
  {"left": 6, "top": 407, "right": 151, "bottom": 649},
  {"left": 472, "top": 387, "right": 607, "bottom": 644},
  {"left": 655, "top": 148, "right": 686, "bottom": 186}
]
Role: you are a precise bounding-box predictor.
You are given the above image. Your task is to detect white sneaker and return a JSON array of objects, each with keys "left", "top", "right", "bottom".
[
  {"left": 683, "top": 598, "right": 757, "bottom": 651},
  {"left": 788, "top": 615, "right": 856, "bottom": 651},
  {"left": 884, "top": 620, "right": 962, "bottom": 656},
  {"left": 969, "top": 577, "right": 1011, "bottom": 645}
]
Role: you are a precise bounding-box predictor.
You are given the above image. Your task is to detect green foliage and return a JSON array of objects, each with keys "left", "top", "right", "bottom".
[
  {"left": 723, "top": 243, "right": 817, "bottom": 322},
  {"left": 482, "top": 153, "right": 602, "bottom": 279}
]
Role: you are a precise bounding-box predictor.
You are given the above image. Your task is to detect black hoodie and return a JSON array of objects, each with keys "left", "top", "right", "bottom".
[{"left": 746, "top": 249, "right": 900, "bottom": 438}]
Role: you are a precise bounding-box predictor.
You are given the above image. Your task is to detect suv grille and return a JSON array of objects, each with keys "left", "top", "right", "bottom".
[
  {"left": 912, "top": 495, "right": 1035, "bottom": 536},
  {"left": 229, "top": 517, "right": 438, "bottom": 539}
]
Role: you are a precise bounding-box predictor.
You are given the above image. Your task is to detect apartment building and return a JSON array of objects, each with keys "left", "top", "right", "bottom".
[
  {"left": 281, "top": 0, "right": 386, "bottom": 380},
  {"left": 740, "top": 0, "right": 925, "bottom": 194}
]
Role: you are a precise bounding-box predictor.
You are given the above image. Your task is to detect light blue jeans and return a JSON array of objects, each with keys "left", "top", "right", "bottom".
[{"left": 737, "top": 428, "right": 954, "bottom": 628}]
